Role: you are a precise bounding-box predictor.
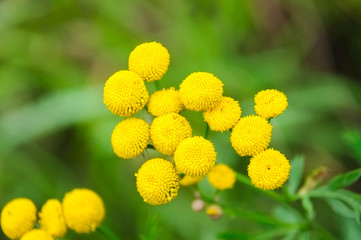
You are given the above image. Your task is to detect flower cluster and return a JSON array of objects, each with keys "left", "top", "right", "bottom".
[
  {"left": 103, "top": 41, "right": 291, "bottom": 207},
  {"left": 0, "top": 188, "right": 105, "bottom": 239}
]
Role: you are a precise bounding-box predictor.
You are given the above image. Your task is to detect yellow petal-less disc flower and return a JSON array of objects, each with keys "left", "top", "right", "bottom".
[
  {"left": 38, "top": 199, "right": 67, "bottom": 237},
  {"left": 1, "top": 198, "right": 37, "bottom": 239},
  {"left": 148, "top": 87, "right": 184, "bottom": 117},
  {"left": 62, "top": 188, "right": 105, "bottom": 233},
  {"left": 208, "top": 164, "right": 236, "bottom": 190},
  {"left": 203, "top": 96, "right": 242, "bottom": 132},
  {"left": 179, "top": 72, "right": 224, "bottom": 111},
  {"left": 20, "top": 229, "right": 54, "bottom": 240},
  {"left": 179, "top": 175, "right": 203, "bottom": 187},
  {"left": 128, "top": 41, "right": 170, "bottom": 82},
  {"left": 254, "top": 89, "right": 288, "bottom": 119},
  {"left": 111, "top": 118, "right": 150, "bottom": 159},
  {"left": 230, "top": 115, "right": 272, "bottom": 156},
  {"left": 150, "top": 113, "right": 192, "bottom": 156},
  {"left": 248, "top": 148, "right": 291, "bottom": 190},
  {"left": 174, "top": 136, "right": 216, "bottom": 177},
  {"left": 135, "top": 158, "right": 180, "bottom": 205},
  {"left": 103, "top": 70, "right": 149, "bottom": 116}
]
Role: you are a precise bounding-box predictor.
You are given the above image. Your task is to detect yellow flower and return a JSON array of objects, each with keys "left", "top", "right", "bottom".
[
  {"left": 179, "top": 175, "right": 203, "bottom": 187},
  {"left": 247, "top": 148, "right": 291, "bottom": 190},
  {"left": 150, "top": 113, "right": 192, "bottom": 156},
  {"left": 128, "top": 41, "right": 170, "bottom": 82},
  {"left": 1, "top": 198, "right": 37, "bottom": 239},
  {"left": 103, "top": 70, "right": 149, "bottom": 116},
  {"left": 148, "top": 87, "right": 184, "bottom": 117},
  {"left": 207, "top": 164, "right": 236, "bottom": 190},
  {"left": 135, "top": 158, "right": 180, "bottom": 205},
  {"left": 38, "top": 199, "right": 67, "bottom": 237},
  {"left": 230, "top": 115, "right": 272, "bottom": 156},
  {"left": 111, "top": 118, "right": 150, "bottom": 159},
  {"left": 20, "top": 229, "right": 54, "bottom": 240},
  {"left": 254, "top": 89, "right": 288, "bottom": 119},
  {"left": 174, "top": 136, "right": 216, "bottom": 177},
  {"left": 203, "top": 96, "right": 242, "bottom": 132},
  {"left": 179, "top": 72, "right": 223, "bottom": 111},
  {"left": 62, "top": 188, "right": 105, "bottom": 233}
]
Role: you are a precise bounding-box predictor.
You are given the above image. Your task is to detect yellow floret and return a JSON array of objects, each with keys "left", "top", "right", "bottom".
[
  {"left": 179, "top": 175, "right": 203, "bottom": 187},
  {"left": 111, "top": 118, "right": 150, "bottom": 159},
  {"left": 208, "top": 164, "right": 236, "bottom": 190},
  {"left": 38, "top": 199, "right": 67, "bottom": 237},
  {"left": 1, "top": 198, "right": 37, "bottom": 239},
  {"left": 179, "top": 72, "right": 224, "bottom": 111},
  {"left": 103, "top": 70, "right": 149, "bottom": 116},
  {"left": 150, "top": 113, "right": 192, "bottom": 156},
  {"left": 247, "top": 148, "right": 291, "bottom": 190},
  {"left": 148, "top": 87, "right": 184, "bottom": 117},
  {"left": 203, "top": 96, "right": 242, "bottom": 132},
  {"left": 128, "top": 41, "right": 170, "bottom": 82},
  {"left": 62, "top": 188, "right": 105, "bottom": 233},
  {"left": 20, "top": 229, "right": 54, "bottom": 240},
  {"left": 230, "top": 115, "right": 272, "bottom": 156},
  {"left": 174, "top": 136, "right": 216, "bottom": 177},
  {"left": 254, "top": 89, "right": 288, "bottom": 119},
  {"left": 135, "top": 158, "right": 180, "bottom": 205}
]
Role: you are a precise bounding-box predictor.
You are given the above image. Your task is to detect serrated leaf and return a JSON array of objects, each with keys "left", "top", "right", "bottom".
[
  {"left": 287, "top": 155, "right": 305, "bottom": 196},
  {"left": 301, "top": 196, "right": 315, "bottom": 220},
  {"left": 326, "top": 168, "right": 361, "bottom": 191},
  {"left": 326, "top": 198, "right": 355, "bottom": 218}
]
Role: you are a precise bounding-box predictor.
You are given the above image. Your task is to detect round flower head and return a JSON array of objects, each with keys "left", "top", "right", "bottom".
[
  {"left": 179, "top": 175, "right": 203, "bottom": 187},
  {"left": 148, "top": 87, "right": 184, "bottom": 117},
  {"left": 111, "top": 118, "right": 150, "bottom": 159},
  {"left": 1, "top": 198, "right": 37, "bottom": 239},
  {"left": 62, "top": 188, "right": 105, "bottom": 233},
  {"left": 203, "top": 96, "right": 242, "bottom": 132},
  {"left": 230, "top": 115, "right": 272, "bottom": 156},
  {"left": 248, "top": 148, "right": 291, "bottom": 190},
  {"left": 38, "top": 199, "right": 67, "bottom": 237},
  {"left": 20, "top": 229, "right": 54, "bottom": 240},
  {"left": 254, "top": 89, "right": 288, "bottom": 119},
  {"left": 150, "top": 113, "right": 192, "bottom": 156},
  {"left": 128, "top": 41, "right": 170, "bottom": 82},
  {"left": 135, "top": 158, "right": 180, "bottom": 205},
  {"left": 208, "top": 164, "right": 236, "bottom": 190},
  {"left": 179, "top": 72, "right": 224, "bottom": 111},
  {"left": 103, "top": 70, "right": 149, "bottom": 116},
  {"left": 174, "top": 136, "right": 216, "bottom": 177}
]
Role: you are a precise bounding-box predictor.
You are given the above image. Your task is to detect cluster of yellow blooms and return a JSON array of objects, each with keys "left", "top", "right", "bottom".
[
  {"left": 103, "top": 41, "right": 290, "bottom": 207},
  {"left": 0, "top": 188, "right": 105, "bottom": 240}
]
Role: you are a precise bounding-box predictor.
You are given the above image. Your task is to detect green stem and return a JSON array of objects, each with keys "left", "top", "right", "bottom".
[{"left": 97, "top": 225, "right": 121, "bottom": 240}]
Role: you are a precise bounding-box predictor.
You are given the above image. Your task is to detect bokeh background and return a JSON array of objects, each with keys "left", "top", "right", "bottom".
[{"left": 1, "top": 0, "right": 361, "bottom": 239}]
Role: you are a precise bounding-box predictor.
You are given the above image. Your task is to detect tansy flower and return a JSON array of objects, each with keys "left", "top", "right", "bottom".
[
  {"left": 230, "top": 115, "right": 272, "bottom": 156},
  {"left": 20, "top": 229, "right": 54, "bottom": 240},
  {"left": 179, "top": 72, "right": 223, "bottom": 111},
  {"left": 1, "top": 198, "right": 37, "bottom": 239},
  {"left": 135, "top": 158, "right": 180, "bottom": 205},
  {"left": 148, "top": 87, "right": 184, "bottom": 117},
  {"left": 254, "top": 89, "right": 288, "bottom": 119},
  {"left": 203, "top": 96, "right": 242, "bottom": 132},
  {"left": 38, "top": 199, "right": 67, "bottom": 237},
  {"left": 179, "top": 175, "right": 204, "bottom": 187},
  {"left": 111, "top": 118, "right": 150, "bottom": 159},
  {"left": 150, "top": 113, "right": 192, "bottom": 156},
  {"left": 62, "top": 188, "right": 105, "bottom": 233},
  {"left": 103, "top": 70, "right": 149, "bottom": 116},
  {"left": 247, "top": 148, "right": 291, "bottom": 190},
  {"left": 174, "top": 136, "right": 216, "bottom": 177},
  {"left": 128, "top": 41, "right": 170, "bottom": 82},
  {"left": 208, "top": 164, "right": 236, "bottom": 190}
]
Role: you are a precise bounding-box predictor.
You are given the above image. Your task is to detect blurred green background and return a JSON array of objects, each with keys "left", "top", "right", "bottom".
[{"left": 1, "top": 0, "right": 361, "bottom": 239}]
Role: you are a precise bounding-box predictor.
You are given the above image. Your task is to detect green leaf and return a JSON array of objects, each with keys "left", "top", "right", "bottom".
[
  {"left": 301, "top": 196, "right": 315, "bottom": 220},
  {"left": 325, "top": 168, "right": 361, "bottom": 191},
  {"left": 287, "top": 155, "right": 305, "bottom": 196},
  {"left": 326, "top": 198, "right": 355, "bottom": 218}
]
